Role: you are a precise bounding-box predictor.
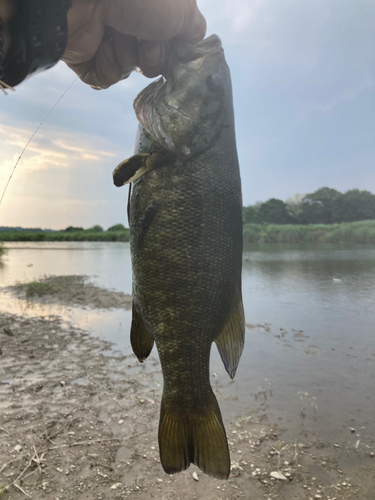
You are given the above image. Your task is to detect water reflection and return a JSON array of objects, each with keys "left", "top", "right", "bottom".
[
  {"left": 0, "top": 291, "right": 134, "bottom": 356},
  {"left": 0, "top": 241, "right": 133, "bottom": 293}
]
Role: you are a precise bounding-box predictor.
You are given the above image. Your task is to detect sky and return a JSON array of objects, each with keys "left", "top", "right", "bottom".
[{"left": 0, "top": 0, "right": 374, "bottom": 230}]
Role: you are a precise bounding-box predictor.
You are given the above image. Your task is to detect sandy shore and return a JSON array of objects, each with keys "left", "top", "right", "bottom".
[{"left": 0, "top": 276, "right": 374, "bottom": 499}]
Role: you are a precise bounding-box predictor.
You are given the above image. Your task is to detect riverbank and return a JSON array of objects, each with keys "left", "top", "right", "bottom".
[
  {"left": 0, "top": 229, "right": 129, "bottom": 242},
  {"left": 1, "top": 276, "right": 374, "bottom": 499},
  {"left": 243, "top": 220, "right": 375, "bottom": 244}
]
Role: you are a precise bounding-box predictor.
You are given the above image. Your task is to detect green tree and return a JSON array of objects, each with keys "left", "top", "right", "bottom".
[
  {"left": 300, "top": 187, "right": 342, "bottom": 224},
  {"left": 242, "top": 205, "right": 261, "bottom": 224},
  {"left": 107, "top": 223, "right": 126, "bottom": 232},
  {"left": 285, "top": 193, "right": 304, "bottom": 222},
  {"left": 334, "top": 189, "right": 375, "bottom": 222},
  {"left": 258, "top": 198, "right": 292, "bottom": 224}
]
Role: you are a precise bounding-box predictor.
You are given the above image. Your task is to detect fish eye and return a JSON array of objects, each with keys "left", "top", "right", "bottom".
[{"left": 206, "top": 74, "right": 224, "bottom": 96}]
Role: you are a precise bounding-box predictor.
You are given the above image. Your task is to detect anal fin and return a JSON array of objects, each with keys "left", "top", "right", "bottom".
[
  {"left": 130, "top": 304, "right": 154, "bottom": 362},
  {"left": 214, "top": 288, "right": 245, "bottom": 379}
]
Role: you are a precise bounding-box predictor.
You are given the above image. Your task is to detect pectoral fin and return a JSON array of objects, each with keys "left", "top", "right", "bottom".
[
  {"left": 113, "top": 154, "right": 151, "bottom": 187},
  {"left": 113, "top": 151, "right": 170, "bottom": 187},
  {"left": 214, "top": 289, "right": 245, "bottom": 379},
  {"left": 130, "top": 304, "right": 154, "bottom": 362}
]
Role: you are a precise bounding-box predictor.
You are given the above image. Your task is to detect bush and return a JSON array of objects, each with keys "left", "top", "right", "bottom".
[
  {"left": 107, "top": 223, "right": 126, "bottom": 232},
  {"left": 64, "top": 226, "right": 84, "bottom": 232}
]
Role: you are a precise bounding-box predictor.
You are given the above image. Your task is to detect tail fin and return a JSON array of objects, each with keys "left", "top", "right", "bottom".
[{"left": 158, "top": 391, "right": 230, "bottom": 479}]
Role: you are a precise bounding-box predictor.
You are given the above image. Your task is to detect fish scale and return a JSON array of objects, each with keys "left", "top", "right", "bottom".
[{"left": 113, "top": 34, "right": 244, "bottom": 479}]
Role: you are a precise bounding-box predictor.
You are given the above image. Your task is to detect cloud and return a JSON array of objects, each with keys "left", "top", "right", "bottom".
[
  {"left": 0, "top": 123, "right": 121, "bottom": 180},
  {"left": 53, "top": 140, "right": 117, "bottom": 160}
]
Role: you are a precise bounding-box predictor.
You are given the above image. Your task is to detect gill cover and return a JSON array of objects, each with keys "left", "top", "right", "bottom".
[{"left": 134, "top": 35, "right": 232, "bottom": 160}]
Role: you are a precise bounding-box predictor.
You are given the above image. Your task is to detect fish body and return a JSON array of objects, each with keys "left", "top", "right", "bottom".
[{"left": 113, "top": 35, "right": 244, "bottom": 479}]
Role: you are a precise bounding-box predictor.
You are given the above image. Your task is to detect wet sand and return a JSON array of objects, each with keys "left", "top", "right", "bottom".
[{"left": 0, "top": 276, "right": 374, "bottom": 499}]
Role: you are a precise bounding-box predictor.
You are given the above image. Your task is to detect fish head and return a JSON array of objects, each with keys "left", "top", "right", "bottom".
[{"left": 134, "top": 35, "right": 233, "bottom": 160}]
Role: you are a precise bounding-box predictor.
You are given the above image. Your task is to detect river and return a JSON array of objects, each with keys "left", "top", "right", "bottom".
[{"left": 1, "top": 241, "right": 374, "bottom": 446}]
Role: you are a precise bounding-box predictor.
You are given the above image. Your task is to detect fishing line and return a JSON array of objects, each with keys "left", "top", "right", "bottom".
[{"left": 0, "top": 76, "right": 79, "bottom": 206}]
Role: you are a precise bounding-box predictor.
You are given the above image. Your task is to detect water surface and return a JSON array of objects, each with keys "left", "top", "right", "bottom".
[{"left": 1, "top": 241, "right": 374, "bottom": 444}]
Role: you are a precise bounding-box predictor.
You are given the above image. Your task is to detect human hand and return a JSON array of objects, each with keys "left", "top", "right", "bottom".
[{"left": 62, "top": 0, "right": 206, "bottom": 89}]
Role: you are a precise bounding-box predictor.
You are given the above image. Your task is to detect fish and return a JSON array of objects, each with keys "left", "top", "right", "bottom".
[{"left": 113, "top": 34, "right": 244, "bottom": 480}]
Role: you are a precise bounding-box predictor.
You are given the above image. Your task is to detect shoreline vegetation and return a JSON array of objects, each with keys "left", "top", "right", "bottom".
[
  {"left": 243, "top": 220, "right": 375, "bottom": 244},
  {"left": 0, "top": 224, "right": 130, "bottom": 243},
  {"left": 1, "top": 220, "right": 375, "bottom": 245}
]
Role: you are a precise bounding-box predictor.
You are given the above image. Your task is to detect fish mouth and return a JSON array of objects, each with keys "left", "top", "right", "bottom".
[
  {"left": 174, "top": 34, "right": 223, "bottom": 62},
  {"left": 163, "top": 34, "right": 224, "bottom": 78}
]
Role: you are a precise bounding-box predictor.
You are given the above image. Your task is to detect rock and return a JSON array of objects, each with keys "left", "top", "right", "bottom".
[
  {"left": 110, "top": 483, "right": 122, "bottom": 490},
  {"left": 270, "top": 471, "right": 287, "bottom": 481},
  {"left": 192, "top": 472, "right": 199, "bottom": 481},
  {"left": 14, "top": 444, "right": 22, "bottom": 452}
]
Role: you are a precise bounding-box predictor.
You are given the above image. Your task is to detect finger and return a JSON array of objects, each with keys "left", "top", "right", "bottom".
[
  {"left": 64, "top": 30, "right": 139, "bottom": 89},
  {"left": 177, "top": 6, "right": 206, "bottom": 44},
  {"left": 138, "top": 40, "right": 166, "bottom": 79},
  {"left": 105, "top": 0, "right": 206, "bottom": 42},
  {"left": 64, "top": 2, "right": 103, "bottom": 64}
]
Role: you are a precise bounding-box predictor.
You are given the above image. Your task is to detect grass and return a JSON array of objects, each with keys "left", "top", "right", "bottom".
[
  {"left": 243, "top": 220, "right": 375, "bottom": 244},
  {"left": 16, "top": 276, "right": 84, "bottom": 298},
  {"left": 22, "top": 281, "right": 59, "bottom": 298}
]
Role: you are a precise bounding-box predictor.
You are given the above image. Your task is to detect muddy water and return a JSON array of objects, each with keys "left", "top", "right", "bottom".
[{"left": 1, "top": 241, "right": 375, "bottom": 445}]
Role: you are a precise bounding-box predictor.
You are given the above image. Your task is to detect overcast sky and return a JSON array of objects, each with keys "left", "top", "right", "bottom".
[{"left": 1, "top": 0, "right": 374, "bottom": 229}]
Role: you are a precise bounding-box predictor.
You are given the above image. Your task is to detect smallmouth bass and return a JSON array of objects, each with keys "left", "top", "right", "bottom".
[{"left": 113, "top": 35, "right": 244, "bottom": 480}]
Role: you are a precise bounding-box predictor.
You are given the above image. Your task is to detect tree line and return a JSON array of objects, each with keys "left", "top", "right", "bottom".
[{"left": 243, "top": 188, "right": 375, "bottom": 225}]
